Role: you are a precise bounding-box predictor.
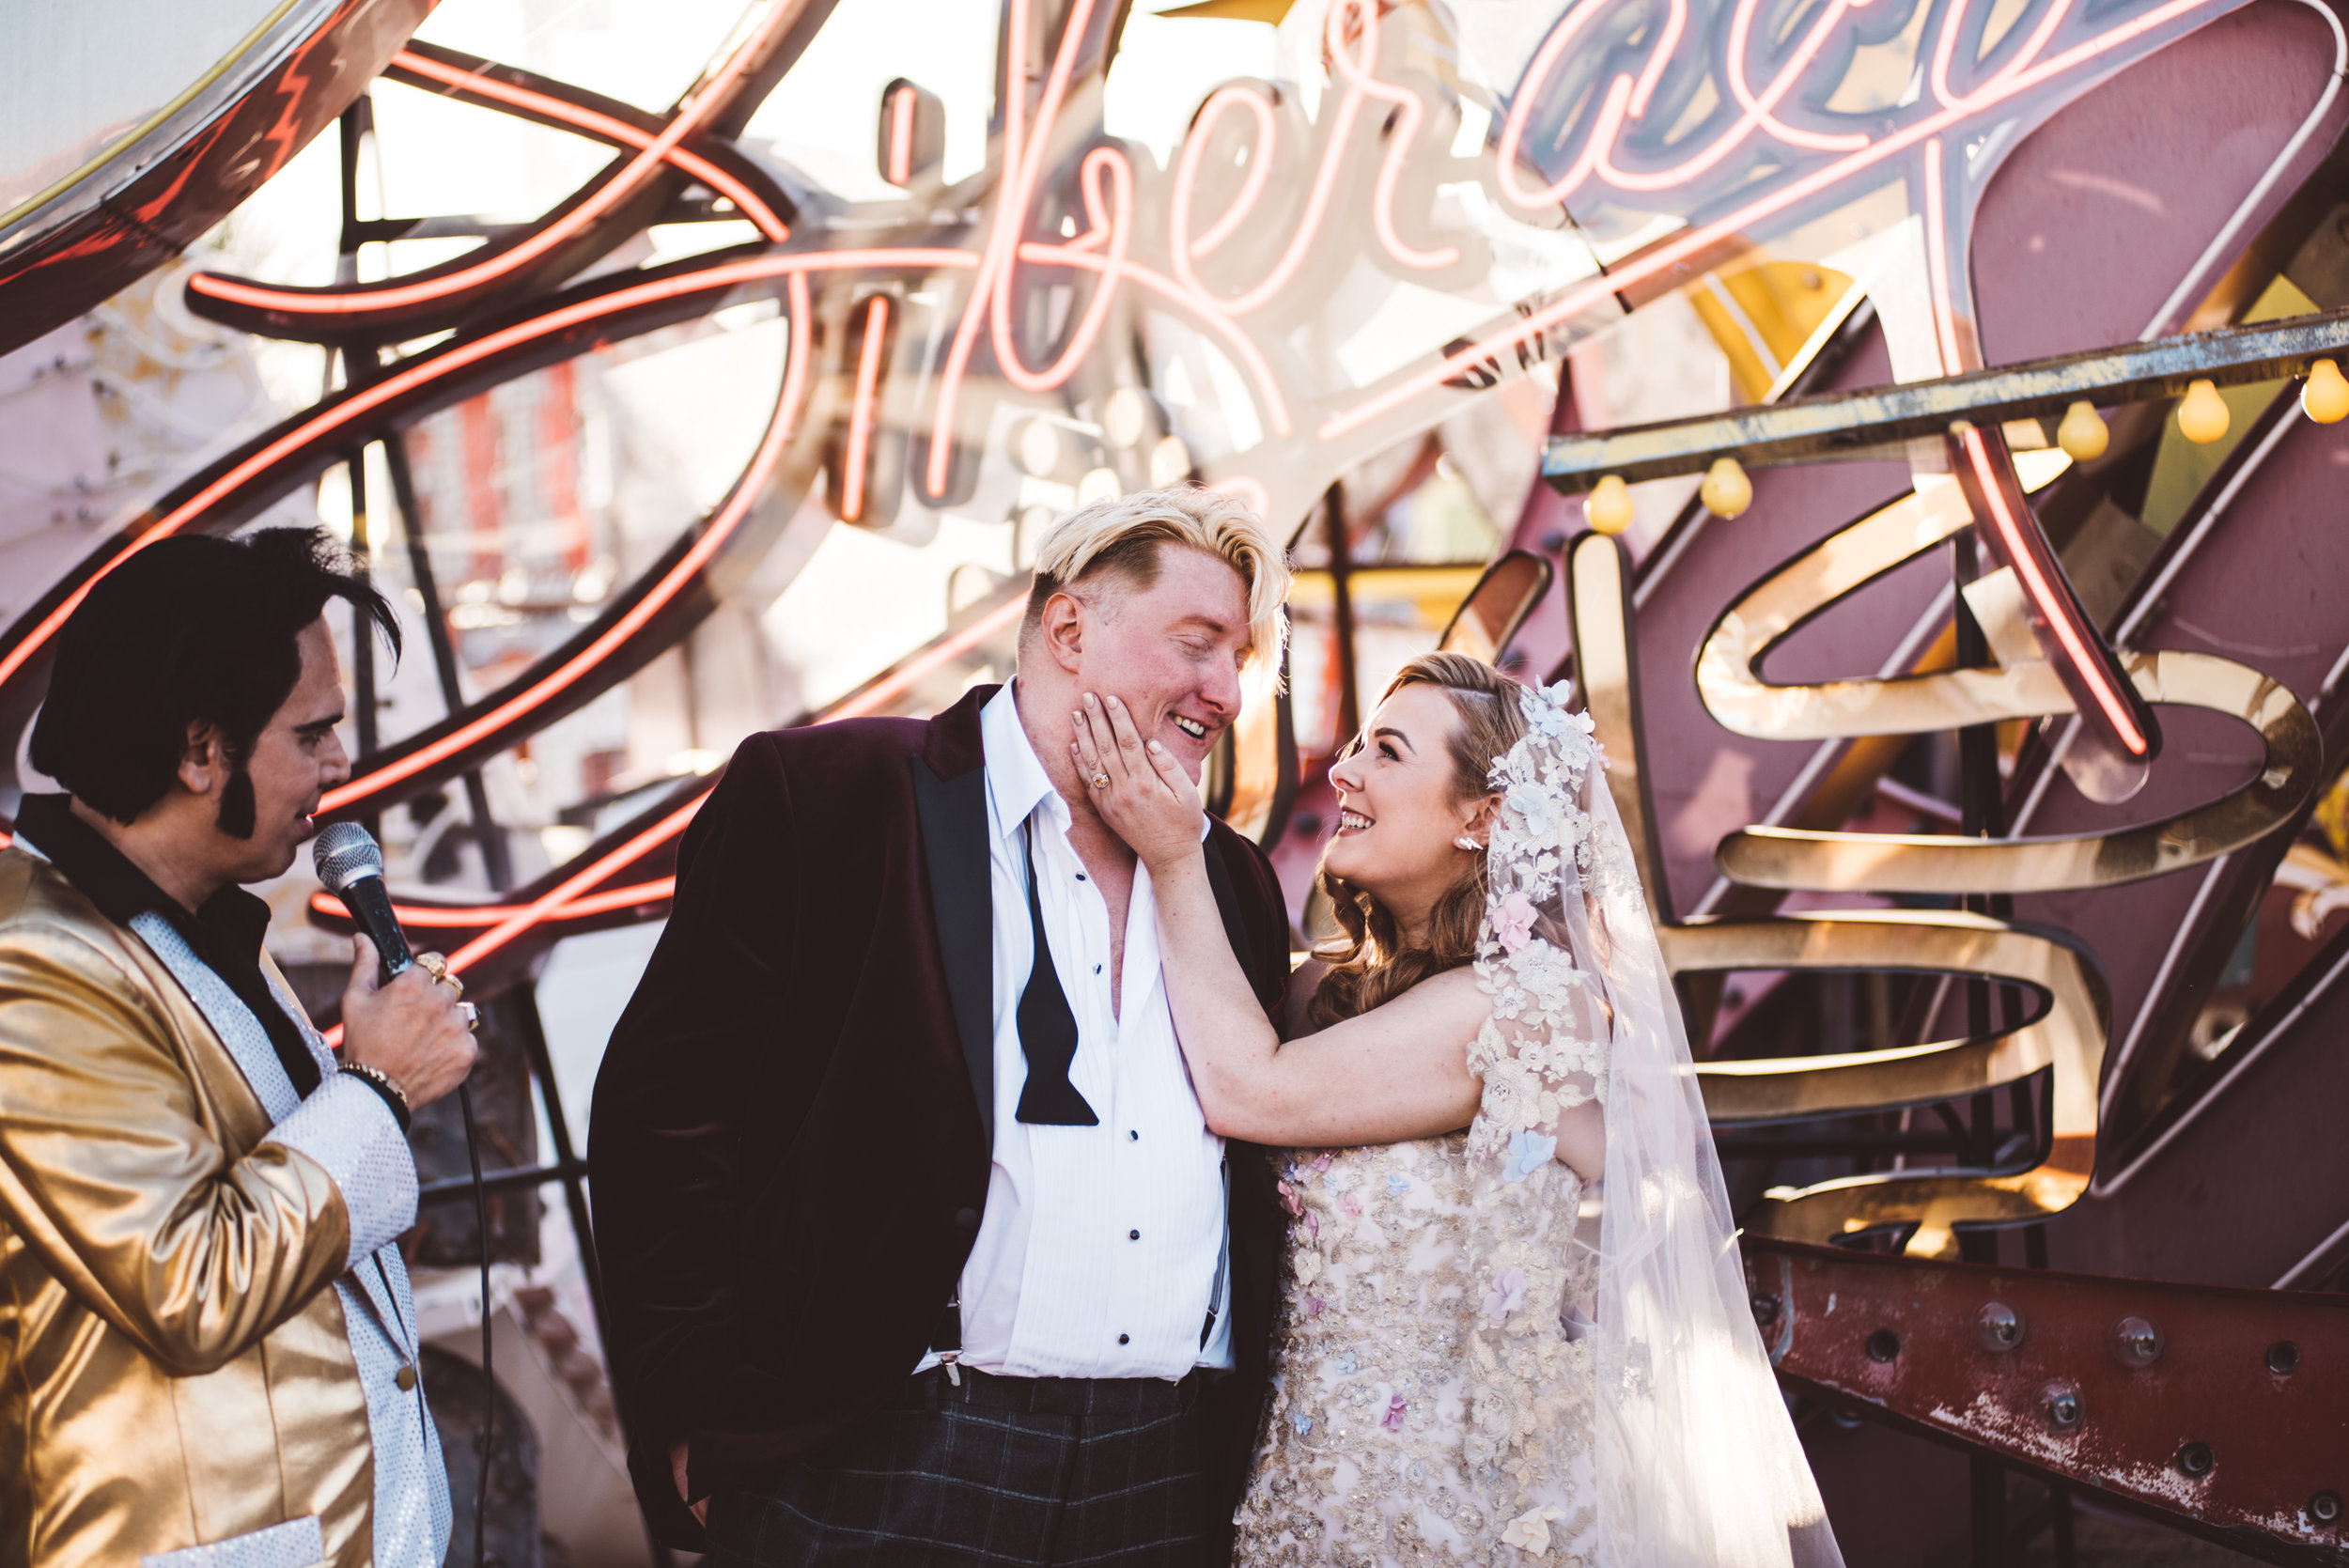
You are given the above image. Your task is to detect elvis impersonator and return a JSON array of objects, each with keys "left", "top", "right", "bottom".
[{"left": 0, "top": 528, "right": 477, "bottom": 1568}]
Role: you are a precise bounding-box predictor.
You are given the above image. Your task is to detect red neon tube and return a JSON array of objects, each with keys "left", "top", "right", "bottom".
[
  {"left": 1957, "top": 427, "right": 2148, "bottom": 755},
  {"left": 0, "top": 249, "right": 974, "bottom": 706}
]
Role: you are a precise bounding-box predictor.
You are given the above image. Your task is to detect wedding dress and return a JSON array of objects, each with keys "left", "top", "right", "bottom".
[{"left": 1232, "top": 683, "right": 1843, "bottom": 1568}]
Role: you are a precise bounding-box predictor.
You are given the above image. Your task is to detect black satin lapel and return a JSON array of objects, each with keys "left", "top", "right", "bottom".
[
  {"left": 1201, "top": 846, "right": 1262, "bottom": 1004},
  {"left": 914, "top": 757, "right": 994, "bottom": 1141}
]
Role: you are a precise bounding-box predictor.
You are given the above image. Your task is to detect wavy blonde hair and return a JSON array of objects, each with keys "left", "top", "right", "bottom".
[
  {"left": 1308, "top": 651, "right": 1529, "bottom": 1030},
  {"left": 1019, "top": 485, "right": 1290, "bottom": 696}
]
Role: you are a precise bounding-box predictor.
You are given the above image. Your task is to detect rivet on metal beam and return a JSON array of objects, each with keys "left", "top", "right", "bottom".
[
  {"left": 2310, "top": 1491, "right": 2342, "bottom": 1527},
  {"left": 1975, "top": 1301, "right": 2024, "bottom": 1352},
  {"left": 2040, "top": 1382, "right": 2085, "bottom": 1431},
  {"left": 2176, "top": 1442, "right": 2215, "bottom": 1478},
  {"left": 2266, "top": 1339, "right": 2301, "bottom": 1376},
  {"left": 1750, "top": 1292, "right": 1781, "bottom": 1327},
  {"left": 2111, "top": 1314, "right": 2165, "bottom": 1369},
  {"left": 1865, "top": 1328, "right": 1901, "bottom": 1362}
]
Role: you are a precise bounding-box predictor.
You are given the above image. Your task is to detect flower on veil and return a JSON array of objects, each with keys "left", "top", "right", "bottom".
[
  {"left": 1515, "top": 944, "right": 1586, "bottom": 1009},
  {"left": 1491, "top": 893, "right": 1537, "bottom": 952},
  {"left": 1502, "top": 1128, "right": 1557, "bottom": 1183},
  {"left": 1506, "top": 782, "right": 1557, "bottom": 836},
  {"left": 1501, "top": 1505, "right": 1568, "bottom": 1553}
]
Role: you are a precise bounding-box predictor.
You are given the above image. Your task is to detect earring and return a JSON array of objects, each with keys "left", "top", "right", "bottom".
[{"left": 1454, "top": 835, "right": 1481, "bottom": 851}]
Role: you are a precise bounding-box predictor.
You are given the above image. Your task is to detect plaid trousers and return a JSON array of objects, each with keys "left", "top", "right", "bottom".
[{"left": 704, "top": 1367, "right": 1209, "bottom": 1567}]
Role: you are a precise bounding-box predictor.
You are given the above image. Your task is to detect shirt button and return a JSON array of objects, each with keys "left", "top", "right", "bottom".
[
  {"left": 1128, "top": 1130, "right": 1139, "bottom": 1141},
  {"left": 955, "top": 1206, "right": 979, "bottom": 1232},
  {"left": 1129, "top": 1229, "right": 1141, "bottom": 1240},
  {"left": 396, "top": 1365, "right": 418, "bottom": 1391},
  {"left": 1076, "top": 873, "right": 1088, "bottom": 881},
  {"left": 1117, "top": 1333, "right": 1130, "bottom": 1345}
]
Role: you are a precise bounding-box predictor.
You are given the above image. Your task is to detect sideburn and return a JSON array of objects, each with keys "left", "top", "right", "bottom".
[{"left": 214, "top": 763, "right": 257, "bottom": 839}]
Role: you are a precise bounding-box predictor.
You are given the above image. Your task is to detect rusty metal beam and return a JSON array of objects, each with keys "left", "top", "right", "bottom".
[
  {"left": 1544, "top": 309, "right": 2349, "bottom": 489},
  {"left": 1746, "top": 1237, "right": 2349, "bottom": 1562}
]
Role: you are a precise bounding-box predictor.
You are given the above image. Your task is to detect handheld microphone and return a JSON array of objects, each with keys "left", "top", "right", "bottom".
[
  {"left": 313, "top": 823, "right": 415, "bottom": 981},
  {"left": 311, "top": 819, "right": 495, "bottom": 1565}
]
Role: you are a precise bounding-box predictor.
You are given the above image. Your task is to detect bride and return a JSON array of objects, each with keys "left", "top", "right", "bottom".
[{"left": 1072, "top": 652, "right": 1842, "bottom": 1568}]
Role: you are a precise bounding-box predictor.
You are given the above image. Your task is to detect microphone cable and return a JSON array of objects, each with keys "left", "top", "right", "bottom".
[{"left": 457, "top": 1079, "right": 494, "bottom": 1568}]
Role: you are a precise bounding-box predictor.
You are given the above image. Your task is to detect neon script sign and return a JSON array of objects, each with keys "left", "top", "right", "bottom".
[{"left": 0, "top": 0, "right": 2245, "bottom": 976}]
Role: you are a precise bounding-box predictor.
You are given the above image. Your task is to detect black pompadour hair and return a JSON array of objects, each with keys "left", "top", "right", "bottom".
[{"left": 30, "top": 528, "right": 400, "bottom": 833}]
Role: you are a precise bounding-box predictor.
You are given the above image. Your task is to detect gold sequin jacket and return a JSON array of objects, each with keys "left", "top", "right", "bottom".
[{"left": 0, "top": 847, "right": 378, "bottom": 1568}]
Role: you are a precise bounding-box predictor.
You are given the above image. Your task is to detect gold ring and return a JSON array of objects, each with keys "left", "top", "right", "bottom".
[
  {"left": 416, "top": 954, "right": 462, "bottom": 999},
  {"left": 459, "top": 1001, "right": 479, "bottom": 1032},
  {"left": 1091, "top": 771, "right": 1111, "bottom": 789}
]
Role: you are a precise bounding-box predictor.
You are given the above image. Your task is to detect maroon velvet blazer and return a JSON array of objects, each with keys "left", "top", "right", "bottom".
[{"left": 588, "top": 683, "right": 1293, "bottom": 1555}]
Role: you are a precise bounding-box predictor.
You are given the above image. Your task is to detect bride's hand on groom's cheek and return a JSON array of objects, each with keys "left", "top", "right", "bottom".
[{"left": 1074, "top": 693, "right": 1203, "bottom": 868}]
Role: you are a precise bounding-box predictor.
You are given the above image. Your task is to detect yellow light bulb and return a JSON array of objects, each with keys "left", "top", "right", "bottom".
[
  {"left": 1585, "top": 475, "right": 1634, "bottom": 536},
  {"left": 2303, "top": 359, "right": 2349, "bottom": 425},
  {"left": 2177, "top": 379, "right": 2229, "bottom": 445},
  {"left": 2056, "top": 400, "right": 2108, "bottom": 462},
  {"left": 1699, "top": 456, "right": 1753, "bottom": 518}
]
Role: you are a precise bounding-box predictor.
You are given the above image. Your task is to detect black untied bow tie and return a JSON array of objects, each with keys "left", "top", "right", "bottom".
[{"left": 1016, "top": 823, "right": 1097, "bottom": 1126}]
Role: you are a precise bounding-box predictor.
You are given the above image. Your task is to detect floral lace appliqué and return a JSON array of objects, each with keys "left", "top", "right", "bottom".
[
  {"left": 1467, "top": 681, "right": 1611, "bottom": 1171},
  {"left": 1232, "top": 1139, "right": 1597, "bottom": 1566}
]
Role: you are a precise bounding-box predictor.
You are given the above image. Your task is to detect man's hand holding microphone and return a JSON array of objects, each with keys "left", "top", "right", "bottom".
[
  {"left": 339, "top": 934, "right": 477, "bottom": 1107},
  {"left": 315, "top": 823, "right": 477, "bottom": 1110}
]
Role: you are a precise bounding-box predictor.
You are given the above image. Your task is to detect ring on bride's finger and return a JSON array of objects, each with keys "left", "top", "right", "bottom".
[
  {"left": 459, "top": 1001, "right": 479, "bottom": 1032},
  {"left": 1091, "top": 771, "right": 1112, "bottom": 789}
]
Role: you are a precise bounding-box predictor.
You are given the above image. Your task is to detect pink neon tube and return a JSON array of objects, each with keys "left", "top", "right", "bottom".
[
  {"left": 1324, "top": 0, "right": 2228, "bottom": 442},
  {"left": 889, "top": 85, "right": 916, "bottom": 185},
  {"left": 190, "top": 10, "right": 790, "bottom": 318},
  {"left": 0, "top": 250, "right": 972, "bottom": 707},
  {"left": 840, "top": 294, "right": 892, "bottom": 521},
  {"left": 346, "top": 593, "right": 1033, "bottom": 984},
  {"left": 391, "top": 50, "right": 788, "bottom": 240}
]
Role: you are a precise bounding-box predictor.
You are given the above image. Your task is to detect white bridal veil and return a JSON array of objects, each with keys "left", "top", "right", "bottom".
[{"left": 1461, "top": 680, "right": 1843, "bottom": 1568}]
